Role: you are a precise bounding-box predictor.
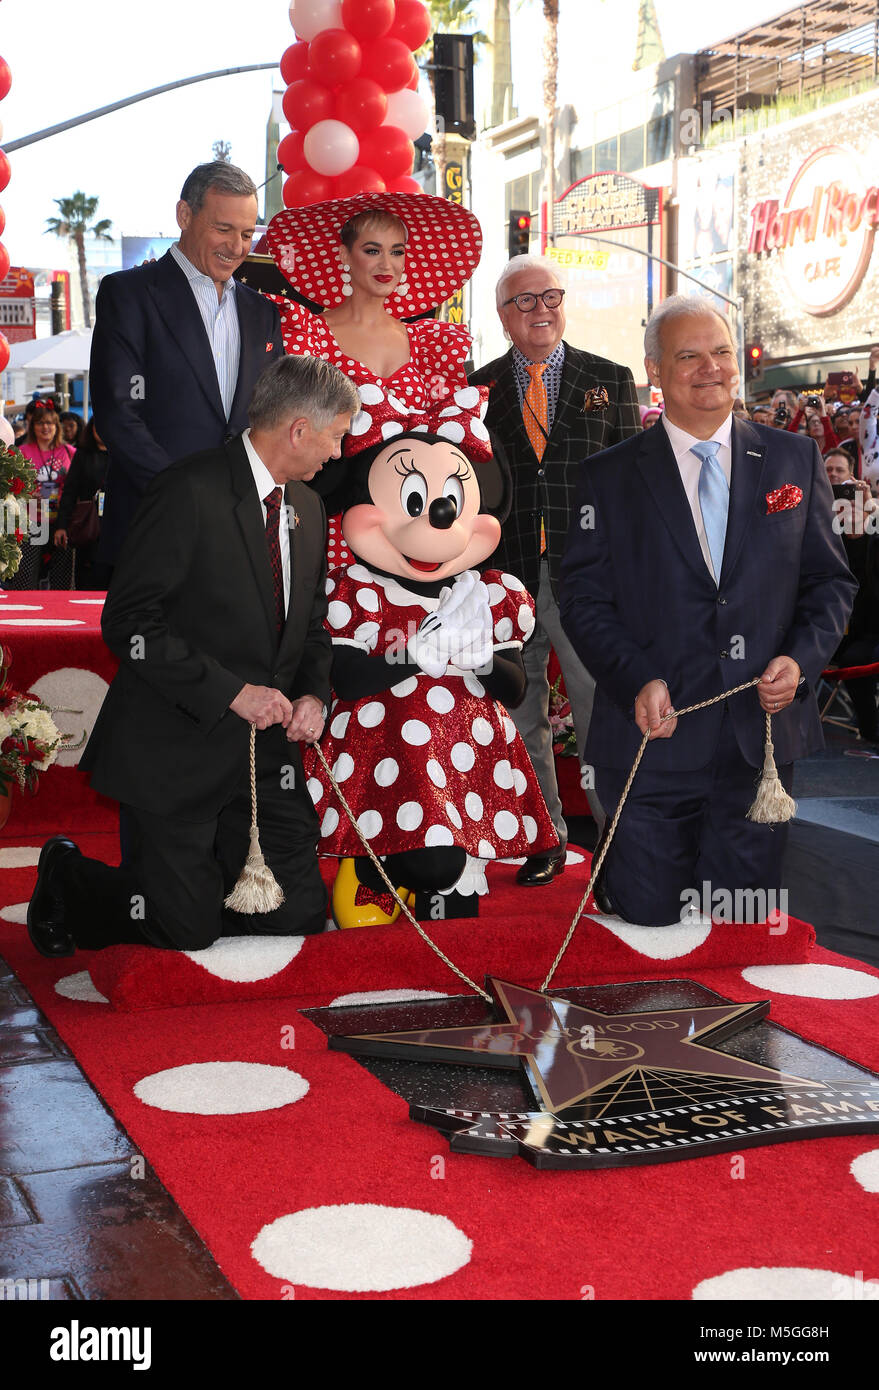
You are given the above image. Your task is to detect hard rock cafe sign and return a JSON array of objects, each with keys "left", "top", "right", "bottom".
[{"left": 748, "top": 144, "right": 879, "bottom": 316}]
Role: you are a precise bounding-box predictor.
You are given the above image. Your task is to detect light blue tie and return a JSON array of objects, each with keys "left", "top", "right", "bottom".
[{"left": 692, "top": 440, "right": 729, "bottom": 582}]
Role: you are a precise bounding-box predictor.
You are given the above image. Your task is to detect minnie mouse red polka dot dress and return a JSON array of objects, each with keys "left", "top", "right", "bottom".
[{"left": 304, "top": 565, "right": 558, "bottom": 860}]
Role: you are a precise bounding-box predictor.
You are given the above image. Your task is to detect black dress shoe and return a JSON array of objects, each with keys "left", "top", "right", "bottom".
[
  {"left": 590, "top": 872, "right": 618, "bottom": 916},
  {"left": 515, "top": 848, "right": 566, "bottom": 887},
  {"left": 27, "top": 836, "right": 79, "bottom": 958}
]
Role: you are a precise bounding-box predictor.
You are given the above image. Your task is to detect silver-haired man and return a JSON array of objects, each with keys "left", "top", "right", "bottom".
[
  {"left": 28, "top": 356, "right": 359, "bottom": 956},
  {"left": 470, "top": 254, "right": 641, "bottom": 884}
]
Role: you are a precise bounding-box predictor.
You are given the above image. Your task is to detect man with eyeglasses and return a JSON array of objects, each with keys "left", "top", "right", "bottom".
[{"left": 470, "top": 254, "right": 641, "bottom": 886}]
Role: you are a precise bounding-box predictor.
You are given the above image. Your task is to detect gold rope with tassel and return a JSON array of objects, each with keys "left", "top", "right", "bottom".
[
  {"left": 316, "top": 674, "right": 795, "bottom": 997},
  {"left": 224, "top": 724, "right": 285, "bottom": 913},
  {"left": 747, "top": 709, "right": 798, "bottom": 823}
]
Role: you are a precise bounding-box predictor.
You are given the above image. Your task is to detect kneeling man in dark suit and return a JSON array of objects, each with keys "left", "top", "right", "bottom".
[
  {"left": 559, "top": 296, "right": 856, "bottom": 926},
  {"left": 28, "top": 356, "right": 359, "bottom": 954}
]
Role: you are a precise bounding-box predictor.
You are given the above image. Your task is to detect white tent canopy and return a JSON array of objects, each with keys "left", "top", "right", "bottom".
[{"left": 8, "top": 327, "right": 92, "bottom": 372}]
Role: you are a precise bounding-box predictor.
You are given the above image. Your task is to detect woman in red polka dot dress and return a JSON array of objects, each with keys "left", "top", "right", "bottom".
[
  {"left": 265, "top": 192, "right": 483, "bottom": 569},
  {"left": 301, "top": 387, "right": 557, "bottom": 928}
]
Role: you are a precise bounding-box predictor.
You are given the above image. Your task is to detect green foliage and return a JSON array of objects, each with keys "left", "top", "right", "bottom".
[{"left": 45, "top": 191, "right": 114, "bottom": 242}]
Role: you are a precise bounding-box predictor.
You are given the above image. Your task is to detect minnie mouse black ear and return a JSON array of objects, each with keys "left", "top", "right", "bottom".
[{"left": 475, "top": 429, "right": 513, "bottom": 525}]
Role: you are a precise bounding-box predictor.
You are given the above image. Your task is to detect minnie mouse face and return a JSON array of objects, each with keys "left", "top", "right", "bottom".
[{"left": 341, "top": 435, "right": 501, "bottom": 584}]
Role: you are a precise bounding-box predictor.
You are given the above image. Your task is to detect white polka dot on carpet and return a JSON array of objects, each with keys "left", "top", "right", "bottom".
[
  {"left": 329, "top": 988, "right": 450, "bottom": 1007},
  {"left": 54, "top": 971, "right": 108, "bottom": 1004},
  {"left": 851, "top": 1149, "right": 879, "bottom": 1193},
  {"left": 0, "top": 847, "right": 41, "bottom": 868},
  {"left": 693, "top": 1267, "right": 879, "bottom": 1300},
  {"left": 741, "top": 963, "right": 879, "bottom": 999},
  {"left": 182, "top": 936, "right": 305, "bottom": 982},
  {"left": 591, "top": 915, "right": 713, "bottom": 958},
  {"left": 134, "top": 1061, "right": 308, "bottom": 1114},
  {"left": 0, "top": 901, "right": 28, "bottom": 923},
  {"left": 251, "top": 1204, "right": 472, "bottom": 1291}
]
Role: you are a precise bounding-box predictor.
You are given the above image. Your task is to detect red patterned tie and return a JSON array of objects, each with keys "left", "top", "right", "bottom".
[{"left": 264, "top": 486, "right": 285, "bottom": 635}]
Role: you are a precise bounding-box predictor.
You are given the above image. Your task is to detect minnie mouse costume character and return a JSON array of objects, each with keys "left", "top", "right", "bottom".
[{"left": 303, "top": 386, "right": 558, "bottom": 929}]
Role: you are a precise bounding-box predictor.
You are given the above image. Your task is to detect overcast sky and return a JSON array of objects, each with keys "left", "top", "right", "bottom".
[{"left": 0, "top": 0, "right": 790, "bottom": 271}]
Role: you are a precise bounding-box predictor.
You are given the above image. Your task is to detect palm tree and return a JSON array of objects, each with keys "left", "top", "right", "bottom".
[{"left": 45, "top": 192, "right": 113, "bottom": 328}]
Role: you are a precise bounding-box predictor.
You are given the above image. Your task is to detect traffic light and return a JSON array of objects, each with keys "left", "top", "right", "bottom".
[
  {"left": 745, "top": 342, "right": 764, "bottom": 382},
  {"left": 508, "top": 210, "right": 531, "bottom": 260}
]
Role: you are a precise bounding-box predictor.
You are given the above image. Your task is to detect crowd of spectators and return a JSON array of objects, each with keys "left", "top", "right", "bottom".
[{"left": 4, "top": 396, "right": 107, "bottom": 590}]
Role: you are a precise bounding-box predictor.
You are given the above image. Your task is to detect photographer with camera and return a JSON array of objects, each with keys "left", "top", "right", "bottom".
[
  {"left": 826, "top": 448, "right": 879, "bottom": 744},
  {"left": 787, "top": 390, "right": 840, "bottom": 454}
]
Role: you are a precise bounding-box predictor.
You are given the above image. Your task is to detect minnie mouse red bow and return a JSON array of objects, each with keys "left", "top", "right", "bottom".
[{"left": 343, "top": 384, "right": 493, "bottom": 461}]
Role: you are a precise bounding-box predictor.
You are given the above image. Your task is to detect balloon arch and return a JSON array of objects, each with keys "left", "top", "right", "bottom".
[{"left": 280, "top": 0, "right": 432, "bottom": 207}]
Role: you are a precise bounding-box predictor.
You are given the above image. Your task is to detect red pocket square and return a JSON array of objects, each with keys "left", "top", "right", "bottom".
[
  {"left": 265, "top": 341, "right": 274, "bottom": 352},
  {"left": 766, "top": 484, "right": 803, "bottom": 514}
]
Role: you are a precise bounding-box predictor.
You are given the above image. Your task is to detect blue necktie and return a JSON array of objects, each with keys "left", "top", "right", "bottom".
[{"left": 692, "top": 440, "right": 729, "bottom": 582}]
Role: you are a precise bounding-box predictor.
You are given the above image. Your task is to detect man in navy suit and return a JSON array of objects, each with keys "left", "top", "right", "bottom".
[
  {"left": 90, "top": 163, "right": 284, "bottom": 565},
  {"left": 560, "top": 296, "right": 856, "bottom": 926}
]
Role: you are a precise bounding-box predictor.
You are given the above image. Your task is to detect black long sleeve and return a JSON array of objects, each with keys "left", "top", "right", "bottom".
[{"left": 331, "top": 644, "right": 526, "bottom": 706}]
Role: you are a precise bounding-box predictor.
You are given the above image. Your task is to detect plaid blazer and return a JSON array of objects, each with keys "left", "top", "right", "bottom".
[{"left": 470, "top": 343, "right": 642, "bottom": 598}]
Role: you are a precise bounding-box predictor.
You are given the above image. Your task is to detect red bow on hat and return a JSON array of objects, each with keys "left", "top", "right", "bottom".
[
  {"left": 766, "top": 484, "right": 803, "bottom": 514},
  {"left": 343, "top": 384, "right": 493, "bottom": 461}
]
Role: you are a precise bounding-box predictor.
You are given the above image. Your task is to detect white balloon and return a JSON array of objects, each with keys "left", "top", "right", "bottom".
[
  {"left": 289, "top": 0, "right": 343, "bottom": 41},
  {"left": 383, "top": 89, "right": 429, "bottom": 142},
  {"left": 0, "top": 117, "right": 4, "bottom": 142},
  {"left": 0, "top": 417, "right": 14, "bottom": 447},
  {"left": 304, "top": 120, "right": 359, "bottom": 177}
]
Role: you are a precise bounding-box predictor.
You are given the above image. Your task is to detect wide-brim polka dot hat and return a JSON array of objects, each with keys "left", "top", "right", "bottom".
[{"left": 266, "top": 192, "right": 483, "bottom": 320}]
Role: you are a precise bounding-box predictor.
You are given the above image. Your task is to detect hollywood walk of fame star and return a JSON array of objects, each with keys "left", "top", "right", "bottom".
[{"left": 330, "top": 978, "right": 822, "bottom": 1114}]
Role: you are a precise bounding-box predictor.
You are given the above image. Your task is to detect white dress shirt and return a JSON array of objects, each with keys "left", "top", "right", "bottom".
[
  {"left": 661, "top": 413, "right": 733, "bottom": 582},
  {"left": 242, "top": 428, "right": 291, "bottom": 616},
  {"left": 170, "top": 242, "right": 241, "bottom": 420}
]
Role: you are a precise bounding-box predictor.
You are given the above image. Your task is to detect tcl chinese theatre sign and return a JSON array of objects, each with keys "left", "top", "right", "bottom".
[{"left": 748, "top": 144, "right": 878, "bottom": 316}]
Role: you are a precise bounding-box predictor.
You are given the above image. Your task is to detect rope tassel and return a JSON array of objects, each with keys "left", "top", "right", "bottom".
[
  {"left": 747, "top": 712, "right": 797, "bottom": 824},
  {"left": 224, "top": 725, "right": 285, "bottom": 914}
]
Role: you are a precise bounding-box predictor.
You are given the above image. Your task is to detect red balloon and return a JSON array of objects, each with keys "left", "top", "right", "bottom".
[
  {"left": 278, "top": 130, "right": 307, "bottom": 173},
  {"left": 282, "top": 79, "right": 335, "bottom": 133},
  {"left": 334, "top": 76, "right": 387, "bottom": 134},
  {"left": 388, "top": 0, "right": 431, "bottom": 52},
  {"left": 405, "top": 67, "right": 420, "bottom": 90},
  {"left": 384, "top": 175, "right": 423, "bottom": 196},
  {"left": 358, "top": 125, "right": 415, "bottom": 180},
  {"left": 0, "top": 151, "right": 10, "bottom": 194},
  {"left": 308, "top": 29, "right": 362, "bottom": 87},
  {"left": 283, "top": 169, "right": 333, "bottom": 208},
  {"left": 0, "top": 206, "right": 5, "bottom": 237},
  {"left": 341, "top": 0, "right": 395, "bottom": 42},
  {"left": 0, "top": 334, "right": 9, "bottom": 374},
  {"left": 332, "top": 165, "right": 387, "bottom": 198},
  {"left": 360, "top": 38, "right": 417, "bottom": 93},
  {"left": 0, "top": 242, "right": 8, "bottom": 282},
  {"left": 280, "top": 42, "right": 310, "bottom": 85},
  {"left": 0, "top": 58, "right": 10, "bottom": 103}
]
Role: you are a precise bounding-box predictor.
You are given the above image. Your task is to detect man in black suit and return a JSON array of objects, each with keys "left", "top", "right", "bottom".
[
  {"left": 90, "top": 162, "right": 284, "bottom": 565},
  {"left": 27, "top": 356, "right": 360, "bottom": 956},
  {"left": 470, "top": 255, "right": 641, "bottom": 884},
  {"left": 560, "top": 296, "right": 856, "bottom": 926}
]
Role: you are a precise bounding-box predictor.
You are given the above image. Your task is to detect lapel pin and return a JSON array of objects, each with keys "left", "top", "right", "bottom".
[
  {"left": 746, "top": 449, "right": 762, "bottom": 457},
  {"left": 265, "top": 341, "right": 274, "bottom": 352},
  {"left": 582, "top": 386, "right": 609, "bottom": 413}
]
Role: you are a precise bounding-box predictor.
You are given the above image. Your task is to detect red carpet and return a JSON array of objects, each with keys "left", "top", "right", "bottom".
[{"left": 3, "top": 822, "right": 879, "bottom": 1300}]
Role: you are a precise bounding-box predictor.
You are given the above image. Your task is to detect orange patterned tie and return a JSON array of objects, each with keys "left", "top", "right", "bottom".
[
  {"left": 523, "top": 362, "right": 548, "bottom": 461},
  {"left": 523, "top": 362, "right": 549, "bottom": 552}
]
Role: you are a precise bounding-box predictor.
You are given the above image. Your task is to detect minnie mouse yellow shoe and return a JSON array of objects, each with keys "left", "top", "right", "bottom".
[{"left": 330, "top": 857, "right": 412, "bottom": 930}]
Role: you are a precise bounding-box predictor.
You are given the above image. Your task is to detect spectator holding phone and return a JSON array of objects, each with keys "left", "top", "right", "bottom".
[{"left": 787, "top": 391, "right": 840, "bottom": 454}]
